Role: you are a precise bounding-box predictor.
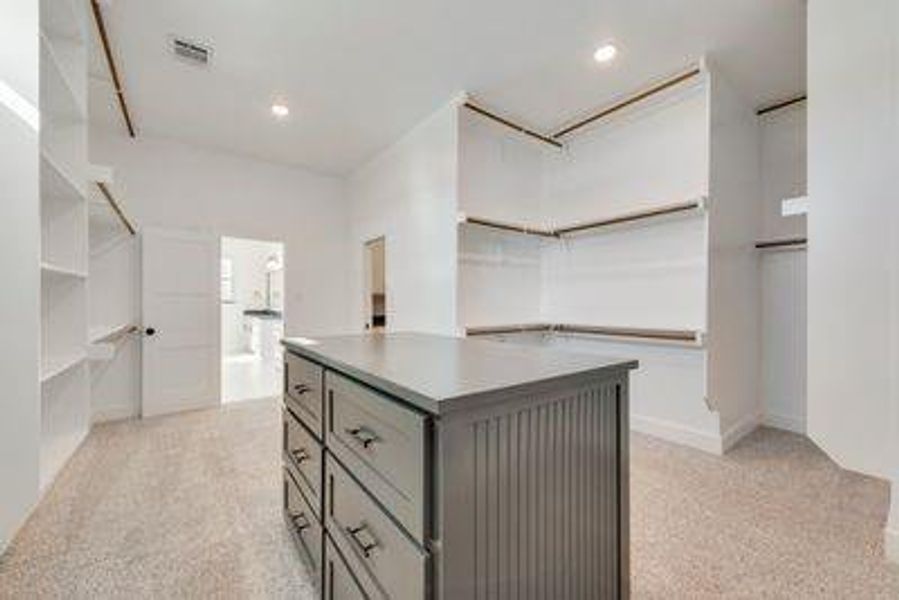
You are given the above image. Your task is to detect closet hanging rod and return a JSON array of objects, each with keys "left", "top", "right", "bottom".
[
  {"left": 90, "top": 0, "right": 136, "bottom": 138},
  {"left": 463, "top": 102, "right": 563, "bottom": 149},
  {"left": 756, "top": 95, "right": 806, "bottom": 116},
  {"left": 754, "top": 237, "right": 807, "bottom": 249},
  {"left": 96, "top": 182, "right": 137, "bottom": 236},
  {"left": 555, "top": 324, "right": 700, "bottom": 343},
  {"left": 466, "top": 324, "right": 554, "bottom": 336},
  {"left": 465, "top": 323, "right": 701, "bottom": 344},
  {"left": 554, "top": 198, "right": 705, "bottom": 236},
  {"left": 552, "top": 67, "right": 702, "bottom": 139},
  {"left": 461, "top": 215, "right": 557, "bottom": 238}
]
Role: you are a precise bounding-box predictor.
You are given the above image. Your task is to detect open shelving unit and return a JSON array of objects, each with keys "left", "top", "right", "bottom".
[
  {"left": 456, "top": 60, "right": 762, "bottom": 455},
  {"left": 87, "top": 164, "right": 139, "bottom": 423},
  {"left": 38, "top": 0, "right": 90, "bottom": 492}
]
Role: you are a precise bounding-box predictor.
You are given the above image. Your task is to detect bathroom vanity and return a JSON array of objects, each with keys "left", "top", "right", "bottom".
[{"left": 281, "top": 333, "right": 636, "bottom": 599}]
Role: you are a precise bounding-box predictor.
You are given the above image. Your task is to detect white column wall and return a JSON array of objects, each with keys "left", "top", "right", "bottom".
[
  {"left": 346, "top": 100, "right": 460, "bottom": 335},
  {"left": 807, "top": 0, "right": 895, "bottom": 478},
  {"left": 807, "top": 0, "right": 899, "bottom": 563},
  {"left": 0, "top": 0, "right": 40, "bottom": 552},
  {"left": 759, "top": 105, "right": 807, "bottom": 433}
]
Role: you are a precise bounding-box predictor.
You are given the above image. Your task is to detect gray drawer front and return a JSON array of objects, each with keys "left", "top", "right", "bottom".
[
  {"left": 284, "top": 468, "right": 323, "bottom": 577},
  {"left": 285, "top": 351, "right": 324, "bottom": 438},
  {"left": 324, "top": 534, "right": 368, "bottom": 600},
  {"left": 283, "top": 407, "right": 322, "bottom": 516},
  {"left": 326, "top": 454, "right": 426, "bottom": 600},
  {"left": 326, "top": 372, "right": 426, "bottom": 542}
]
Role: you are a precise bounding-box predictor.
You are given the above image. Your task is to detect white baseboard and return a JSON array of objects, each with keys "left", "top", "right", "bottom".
[
  {"left": 763, "top": 411, "right": 806, "bottom": 435},
  {"left": 887, "top": 525, "right": 899, "bottom": 564},
  {"left": 631, "top": 414, "right": 725, "bottom": 455},
  {"left": 721, "top": 412, "right": 762, "bottom": 453},
  {"left": 91, "top": 404, "right": 138, "bottom": 424}
]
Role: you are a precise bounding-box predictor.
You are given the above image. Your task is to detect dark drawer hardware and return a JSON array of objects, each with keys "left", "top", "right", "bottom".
[
  {"left": 291, "top": 512, "right": 311, "bottom": 532},
  {"left": 290, "top": 448, "right": 311, "bottom": 464},
  {"left": 345, "top": 426, "right": 379, "bottom": 449},
  {"left": 293, "top": 383, "right": 311, "bottom": 395},
  {"left": 346, "top": 524, "right": 379, "bottom": 558}
]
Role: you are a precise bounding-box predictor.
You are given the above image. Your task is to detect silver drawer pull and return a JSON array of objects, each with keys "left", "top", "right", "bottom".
[
  {"left": 346, "top": 524, "right": 379, "bottom": 558},
  {"left": 345, "top": 426, "right": 379, "bottom": 449},
  {"left": 293, "top": 383, "right": 311, "bottom": 395},
  {"left": 291, "top": 512, "right": 311, "bottom": 532},
  {"left": 290, "top": 448, "right": 310, "bottom": 464}
]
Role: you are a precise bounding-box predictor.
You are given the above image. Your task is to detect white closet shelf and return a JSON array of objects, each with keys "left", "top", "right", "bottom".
[
  {"left": 41, "top": 151, "right": 86, "bottom": 202},
  {"left": 90, "top": 323, "right": 138, "bottom": 344},
  {"left": 458, "top": 197, "right": 707, "bottom": 239},
  {"left": 41, "top": 262, "right": 88, "bottom": 279},
  {"left": 39, "top": 33, "right": 87, "bottom": 122},
  {"left": 465, "top": 323, "right": 705, "bottom": 347},
  {"left": 41, "top": 352, "right": 87, "bottom": 383}
]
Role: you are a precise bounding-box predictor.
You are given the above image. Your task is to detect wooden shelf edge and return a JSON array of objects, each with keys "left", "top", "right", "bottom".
[
  {"left": 41, "top": 262, "right": 88, "bottom": 279},
  {"left": 465, "top": 323, "right": 704, "bottom": 347},
  {"left": 459, "top": 197, "right": 707, "bottom": 240},
  {"left": 90, "top": 323, "right": 138, "bottom": 344},
  {"left": 754, "top": 238, "right": 807, "bottom": 250}
]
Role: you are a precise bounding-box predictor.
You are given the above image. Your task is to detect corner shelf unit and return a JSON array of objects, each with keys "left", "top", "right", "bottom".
[
  {"left": 39, "top": 0, "right": 90, "bottom": 492},
  {"left": 456, "top": 61, "right": 761, "bottom": 455}
]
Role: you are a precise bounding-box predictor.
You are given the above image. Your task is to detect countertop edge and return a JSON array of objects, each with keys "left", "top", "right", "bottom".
[{"left": 281, "top": 338, "right": 637, "bottom": 417}]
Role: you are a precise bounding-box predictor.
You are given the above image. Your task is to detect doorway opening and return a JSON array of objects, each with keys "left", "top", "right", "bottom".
[
  {"left": 364, "top": 237, "right": 386, "bottom": 332},
  {"left": 220, "top": 236, "right": 285, "bottom": 403}
]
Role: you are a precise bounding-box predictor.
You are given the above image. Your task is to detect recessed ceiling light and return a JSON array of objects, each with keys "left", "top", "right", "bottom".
[
  {"left": 593, "top": 44, "right": 618, "bottom": 64},
  {"left": 271, "top": 103, "right": 289, "bottom": 118}
]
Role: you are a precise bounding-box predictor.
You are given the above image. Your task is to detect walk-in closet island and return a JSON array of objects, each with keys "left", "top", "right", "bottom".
[{"left": 281, "top": 333, "right": 636, "bottom": 599}]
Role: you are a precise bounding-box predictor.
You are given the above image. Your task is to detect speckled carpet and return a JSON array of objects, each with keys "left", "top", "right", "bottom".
[{"left": 1, "top": 398, "right": 897, "bottom": 599}]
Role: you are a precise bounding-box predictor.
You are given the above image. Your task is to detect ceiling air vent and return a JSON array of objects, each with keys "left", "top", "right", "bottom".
[{"left": 171, "top": 37, "right": 212, "bottom": 66}]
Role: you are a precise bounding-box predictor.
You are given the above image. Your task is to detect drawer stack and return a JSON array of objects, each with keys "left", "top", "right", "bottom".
[{"left": 283, "top": 351, "right": 431, "bottom": 599}]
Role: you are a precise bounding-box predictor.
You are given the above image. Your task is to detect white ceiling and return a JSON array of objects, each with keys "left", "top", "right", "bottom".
[{"left": 89, "top": 0, "right": 806, "bottom": 175}]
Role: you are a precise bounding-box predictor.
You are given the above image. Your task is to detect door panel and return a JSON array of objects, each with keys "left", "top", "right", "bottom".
[{"left": 142, "top": 228, "right": 220, "bottom": 417}]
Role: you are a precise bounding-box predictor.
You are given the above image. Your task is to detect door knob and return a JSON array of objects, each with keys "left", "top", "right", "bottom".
[{"left": 145, "top": 327, "right": 156, "bottom": 336}]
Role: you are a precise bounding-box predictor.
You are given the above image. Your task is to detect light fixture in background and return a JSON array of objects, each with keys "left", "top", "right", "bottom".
[
  {"left": 593, "top": 43, "right": 618, "bottom": 64},
  {"left": 271, "top": 102, "right": 289, "bottom": 118}
]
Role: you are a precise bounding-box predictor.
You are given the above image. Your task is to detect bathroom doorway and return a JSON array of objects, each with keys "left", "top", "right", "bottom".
[
  {"left": 364, "top": 237, "right": 386, "bottom": 331},
  {"left": 220, "top": 236, "right": 285, "bottom": 403}
]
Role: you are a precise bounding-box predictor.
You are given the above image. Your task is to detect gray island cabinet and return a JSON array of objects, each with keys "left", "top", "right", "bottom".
[{"left": 281, "top": 333, "right": 637, "bottom": 600}]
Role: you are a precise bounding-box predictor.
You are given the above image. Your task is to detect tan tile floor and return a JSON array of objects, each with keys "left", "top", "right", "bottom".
[{"left": 1, "top": 398, "right": 897, "bottom": 599}]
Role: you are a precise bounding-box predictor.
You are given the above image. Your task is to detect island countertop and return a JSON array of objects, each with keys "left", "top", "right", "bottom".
[{"left": 281, "top": 332, "right": 637, "bottom": 415}]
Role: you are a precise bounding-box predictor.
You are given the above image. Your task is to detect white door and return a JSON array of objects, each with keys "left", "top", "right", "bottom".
[{"left": 142, "top": 228, "right": 220, "bottom": 417}]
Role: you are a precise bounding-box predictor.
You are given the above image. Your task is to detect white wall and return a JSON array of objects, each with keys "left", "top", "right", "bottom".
[
  {"left": 88, "top": 130, "right": 350, "bottom": 419},
  {"left": 221, "top": 237, "right": 283, "bottom": 311},
  {"left": 221, "top": 236, "right": 283, "bottom": 356},
  {"left": 705, "top": 66, "right": 762, "bottom": 443},
  {"left": 807, "top": 0, "right": 896, "bottom": 479},
  {"left": 759, "top": 105, "right": 807, "bottom": 433},
  {"left": 346, "top": 100, "right": 460, "bottom": 335},
  {"left": 0, "top": 0, "right": 40, "bottom": 552}
]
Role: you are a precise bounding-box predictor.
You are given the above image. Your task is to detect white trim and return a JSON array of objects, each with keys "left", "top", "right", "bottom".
[
  {"left": 0, "top": 79, "right": 39, "bottom": 131},
  {"left": 721, "top": 412, "right": 762, "bottom": 452},
  {"left": 631, "top": 413, "right": 724, "bottom": 455},
  {"left": 763, "top": 411, "right": 806, "bottom": 435},
  {"left": 91, "top": 404, "right": 137, "bottom": 425}
]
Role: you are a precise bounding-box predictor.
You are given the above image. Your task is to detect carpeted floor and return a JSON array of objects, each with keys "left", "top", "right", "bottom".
[{"left": 1, "top": 398, "right": 897, "bottom": 599}]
